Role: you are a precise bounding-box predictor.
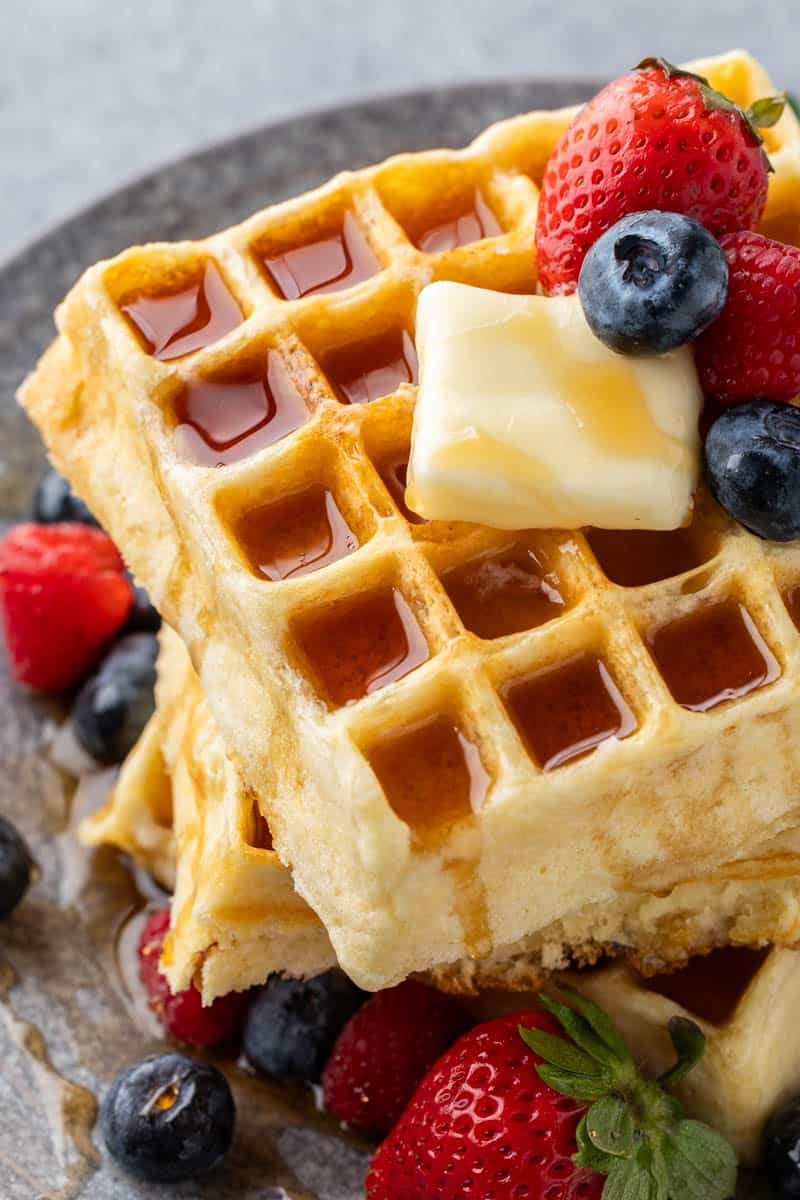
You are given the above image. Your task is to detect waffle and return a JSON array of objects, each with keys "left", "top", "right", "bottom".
[
  {"left": 81, "top": 626, "right": 800, "bottom": 1002},
  {"left": 21, "top": 50, "right": 800, "bottom": 991},
  {"left": 83, "top": 627, "right": 336, "bottom": 998}
]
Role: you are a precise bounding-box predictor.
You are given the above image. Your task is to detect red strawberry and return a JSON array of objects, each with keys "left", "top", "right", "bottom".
[
  {"left": 368, "top": 988, "right": 737, "bottom": 1200},
  {"left": 138, "top": 909, "right": 247, "bottom": 1048},
  {"left": 536, "top": 58, "right": 784, "bottom": 295},
  {"left": 0, "top": 522, "right": 133, "bottom": 692},
  {"left": 322, "top": 980, "right": 470, "bottom": 1134},
  {"left": 695, "top": 231, "right": 800, "bottom": 406}
]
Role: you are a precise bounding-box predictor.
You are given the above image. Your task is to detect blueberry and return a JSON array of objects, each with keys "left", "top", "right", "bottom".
[
  {"left": 578, "top": 210, "right": 729, "bottom": 355},
  {"left": 704, "top": 401, "right": 800, "bottom": 541},
  {"left": 73, "top": 633, "right": 158, "bottom": 763},
  {"left": 101, "top": 1053, "right": 234, "bottom": 1183},
  {"left": 32, "top": 469, "right": 99, "bottom": 526},
  {"left": 764, "top": 1095, "right": 800, "bottom": 1196},
  {"left": 243, "top": 970, "right": 366, "bottom": 1084},
  {"left": 121, "top": 581, "right": 161, "bottom": 634},
  {"left": 0, "top": 818, "right": 34, "bottom": 919}
]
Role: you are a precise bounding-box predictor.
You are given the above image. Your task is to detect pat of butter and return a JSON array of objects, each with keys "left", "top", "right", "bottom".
[{"left": 406, "top": 282, "right": 702, "bottom": 531}]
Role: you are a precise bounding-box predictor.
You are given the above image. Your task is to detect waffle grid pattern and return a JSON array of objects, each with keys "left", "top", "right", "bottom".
[{"left": 23, "top": 50, "right": 800, "bottom": 989}]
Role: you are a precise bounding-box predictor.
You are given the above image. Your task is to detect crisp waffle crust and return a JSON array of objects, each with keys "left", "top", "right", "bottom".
[{"left": 23, "top": 50, "right": 800, "bottom": 989}]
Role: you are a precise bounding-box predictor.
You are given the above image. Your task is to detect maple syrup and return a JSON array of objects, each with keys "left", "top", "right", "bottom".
[
  {"left": 783, "top": 585, "right": 800, "bottom": 631},
  {"left": 503, "top": 653, "right": 637, "bottom": 771},
  {"left": 415, "top": 190, "right": 502, "bottom": 254},
  {"left": 367, "top": 715, "right": 489, "bottom": 842},
  {"left": 643, "top": 946, "right": 770, "bottom": 1026},
  {"left": 258, "top": 212, "right": 380, "bottom": 300},
  {"left": 647, "top": 599, "right": 780, "bottom": 713},
  {"left": 121, "top": 262, "right": 243, "bottom": 361},
  {"left": 175, "top": 353, "right": 308, "bottom": 466},
  {"left": 377, "top": 456, "right": 426, "bottom": 524},
  {"left": 235, "top": 486, "right": 359, "bottom": 581},
  {"left": 586, "top": 525, "right": 715, "bottom": 588},
  {"left": 293, "top": 586, "right": 429, "bottom": 706},
  {"left": 322, "top": 329, "right": 418, "bottom": 405},
  {"left": 442, "top": 542, "right": 564, "bottom": 639}
]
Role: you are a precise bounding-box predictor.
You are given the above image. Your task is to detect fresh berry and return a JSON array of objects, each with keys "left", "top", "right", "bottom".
[
  {"left": 695, "top": 231, "right": 800, "bottom": 406},
  {"left": 763, "top": 1095, "right": 800, "bottom": 1197},
  {"left": 578, "top": 211, "right": 728, "bottom": 354},
  {"left": 122, "top": 581, "right": 161, "bottom": 634},
  {"left": 31, "top": 468, "right": 99, "bottom": 527},
  {"left": 322, "top": 981, "right": 470, "bottom": 1134},
  {"left": 243, "top": 970, "right": 366, "bottom": 1084},
  {"left": 704, "top": 401, "right": 800, "bottom": 541},
  {"left": 101, "top": 1052, "right": 234, "bottom": 1183},
  {"left": 0, "top": 523, "right": 133, "bottom": 693},
  {"left": 0, "top": 817, "right": 34, "bottom": 919},
  {"left": 138, "top": 909, "right": 246, "bottom": 1047},
  {"left": 73, "top": 632, "right": 158, "bottom": 763},
  {"left": 536, "top": 58, "right": 784, "bottom": 295},
  {"left": 368, "top": 988, "right": 737, "bottom": 1200}
]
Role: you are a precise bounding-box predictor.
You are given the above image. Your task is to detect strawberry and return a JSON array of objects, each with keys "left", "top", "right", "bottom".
[
  {"left": 321, "top": 980, "right": 470, "bottom": 1134},
  {"left": 138, "top": 909, "right": 247, "bottom": 1048},
  {"left": 0, "top": 522, "right": 133, "bottom": 692},
  {"left": 536, "top": 58, "right": 785, "bottom": 295},
  {"left": 695, "top": 230, "right": 800, "bottom": 406},
  {"left": 367, "top": 988, "right": 737, "bottom": 1200}
]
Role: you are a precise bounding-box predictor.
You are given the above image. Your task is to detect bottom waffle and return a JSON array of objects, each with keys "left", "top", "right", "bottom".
[
  {"left": 83, "top": 627, "right": 800, "bottom": 1002},
  {"left": 470, "top": 945, "right": 800, "bottom": 1166}
]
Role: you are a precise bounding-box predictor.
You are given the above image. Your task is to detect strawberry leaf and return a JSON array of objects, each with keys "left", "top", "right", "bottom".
[
  {"left": 586, "top": 1094, "right": 640, "bottom": 1157},
  {"left": 559, "top": 986, "right": 632, "bottom": 1064},
  {"left": 519, "top": 1026, "right": 606, "bottom": 1077},
  {"left": 602, "top": 1155, "right": 662, "bottom": 1200},
  {"left": 537, "top": 993, "right": 622, "bottom": 1069},
  {"left": 576, "top": 1116, "right": 624, "bottom": 1174},
  {"left": 746, "top": 95, "right": 786, "bottom": 130},
  {"left": 658, "top": 1018, "right": 706, "bottom": 1090},
  {"left": 535, "top": 1063, "right": 612, "bottom": 1102},
  {"left": 662, "top": 1120, "right": 738, "bottom": 1199}
]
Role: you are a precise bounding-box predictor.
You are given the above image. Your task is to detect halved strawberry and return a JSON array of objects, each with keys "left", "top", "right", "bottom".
[{"left": 0, "top": 522, "right": 133, "bottom": 692}]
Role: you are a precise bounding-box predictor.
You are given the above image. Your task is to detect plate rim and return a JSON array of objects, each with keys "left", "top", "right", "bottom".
[{"left": 0, "top": 71, "right": 600, "bottom": 276}]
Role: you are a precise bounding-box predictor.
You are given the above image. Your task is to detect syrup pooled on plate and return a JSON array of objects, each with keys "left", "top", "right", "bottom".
[
  {"left": 121, "top": 262, "right": 243, "bottom": 361},
  {"left": 293, "top": 586, "right": 429, "bottom": 707},
  {"left": 235, "top": 487, "right": 359, "bottom": 581},
  {"left": 175, "top": 353, "right": 308, "bottom": 466},
  {"left": 643, "top": 946, "right": 771, "bottom": 1026},
  {"left": 442, "top": 542, "right": 565, "bottom": 639},
  {"left": 416, "top": 190, "right": 502, "bottom": 254},
  {"left": 586, "top": 524, "right": 715, "bottom": 588},
  {"left": 503, "top": 653, "right": 637, "bottom": 771},
  {"left": 647, "top": 599, "right": 780, "bottom": 713},
  {"left": 368, "top": 715, "right": 490, "bottom": 840},
  {"left": 323, "top": 329, "right": 418, "bottom": 405},
  {"left": 259, "top": 212, "right": 381, "bottom": 300}
]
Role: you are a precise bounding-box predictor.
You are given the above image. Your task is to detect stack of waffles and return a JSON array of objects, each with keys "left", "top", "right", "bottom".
[{"left": 18, "top": 49, "right": 800, "bottom": 1163}]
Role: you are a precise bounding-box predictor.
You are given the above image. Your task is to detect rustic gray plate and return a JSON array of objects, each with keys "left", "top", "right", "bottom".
[{"left": 0, "top": 78, "right": 769, "bottom": 1200}]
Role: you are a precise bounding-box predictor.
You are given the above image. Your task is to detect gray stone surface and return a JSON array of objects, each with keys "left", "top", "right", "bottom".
[{"left": 2, "top": 0, "right": 798, "bottom": 260}]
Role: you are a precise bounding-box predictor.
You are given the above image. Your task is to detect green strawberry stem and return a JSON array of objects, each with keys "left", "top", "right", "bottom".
[
  {"left": 636, "top": 56, "right": 785, "bottom": 168},
  {"left": 519, "top": 986, "right": 737, "bottom": 1200}
]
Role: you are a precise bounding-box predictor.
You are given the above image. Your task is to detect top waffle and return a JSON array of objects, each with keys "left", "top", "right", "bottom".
[{"left": 20, "top": 51, "right": 800, "bottom": 990}]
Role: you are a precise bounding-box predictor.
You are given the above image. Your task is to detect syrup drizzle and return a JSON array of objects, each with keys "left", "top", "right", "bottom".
[
  {"left": 323, "top": 329, "right": 418, "bottom": 405},
  {"left": 175, "top": 353, "right": 308, "bottom": 466},
  {"left": 236, "top": 488, "right": 359, "bottom": 581},
  {"left": 121, "top": 262, "right": 243, "bottom": 361},
  {"left": 260, "top": 213, "right": 380, "bottom": 300},
  {"left": 586, "top": 525, "right": 714, "bottom": 589},
  {"left": 293, "top": 586, "right": 429, "bottom": 707},
  {"left": 503, "top": 653, "right": 637, "bottom": 771},
  {"left": 647, "top": 600, "right": 781, "bottom": 713},
  {"left": 442, "top": 542, "right": 565, "bottom": 639},
  {"left": 416, "top": 190, "right": 502, "bottom": 254}
]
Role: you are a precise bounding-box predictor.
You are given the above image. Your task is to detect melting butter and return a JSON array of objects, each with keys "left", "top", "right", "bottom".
[{"left": 407, "top": 283, "right": 702, "bottom": 531}]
